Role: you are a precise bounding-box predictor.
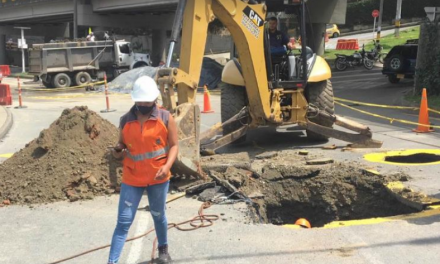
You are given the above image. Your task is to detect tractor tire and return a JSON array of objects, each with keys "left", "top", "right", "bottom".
[
  {"left": 333, "top": 32, "right": 340, "bottom": 38},
  {"left": 74, "top": 71, "right": 92, "bottom": 86},
  {"left": 220, "top": 82, "right": 247, "bottom": 144},
  {"left": 305, "top": 80, "right": 335, "bottom": 142},
  {"left": 52, "top": 73, "right": 72, "bottom": 88}
]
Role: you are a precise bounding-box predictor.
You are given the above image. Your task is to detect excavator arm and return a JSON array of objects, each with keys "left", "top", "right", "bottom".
[{"left": 158, "top": 0, "right": 382, "bottom": 178}]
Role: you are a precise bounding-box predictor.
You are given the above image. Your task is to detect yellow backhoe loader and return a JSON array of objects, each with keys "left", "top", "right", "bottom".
[{"left": 156, "top": 0, "right": 382, "bottom": 177}]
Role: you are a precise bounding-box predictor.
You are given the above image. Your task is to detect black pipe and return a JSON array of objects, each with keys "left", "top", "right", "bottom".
[
  {"left": 170, "top": 0, "right": 187, "bottom": 42},
  {"left": 300, "top": 1, "right": 308, "bottom": 84},
  {"left": 166, "top": 0, "right": 187, "bottom": 67}
]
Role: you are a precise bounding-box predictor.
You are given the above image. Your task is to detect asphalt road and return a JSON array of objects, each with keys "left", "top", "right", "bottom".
[{"left": 1, "top": 69, "right": 440, "bottom": 264}]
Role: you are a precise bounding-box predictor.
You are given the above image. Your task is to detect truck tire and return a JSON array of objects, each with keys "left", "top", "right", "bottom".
[
  {"left": 42, "top": 75, "right": 54, "bottom": 88},
  {"left": 388, "top": 75, "right": 401, "bottom": 84},
  {"left": 52, "top": 73, "right": 72, "bottom": 88},
  {"left": 74, "top": 72, "right": 91, "bottom": 86},
  {"left": 305, "top": 80, "right": 335, "bottom": 141},
  {"left": 220, "top": 82, "right": 247, "bottom": 144}
]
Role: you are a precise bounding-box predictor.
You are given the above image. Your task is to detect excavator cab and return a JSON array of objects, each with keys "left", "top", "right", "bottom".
[{"left": 157, "top": 0, "right": 382, "bottom": 178}]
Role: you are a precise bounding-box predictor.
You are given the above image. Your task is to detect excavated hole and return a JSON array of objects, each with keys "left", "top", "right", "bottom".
[
  {"left": 385, "top": 153, "right": 440, "bottom": 164},
  {"left": 251, "top": 167, "right": 420, "bottom": 228}
]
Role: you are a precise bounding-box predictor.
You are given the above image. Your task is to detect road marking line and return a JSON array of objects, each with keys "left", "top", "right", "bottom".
[
  {"left": 0, "top": 153, "right": 13, "bottom": 158},
  {"left": 126, "top": 207, "right": 150, "bottom": 264}
]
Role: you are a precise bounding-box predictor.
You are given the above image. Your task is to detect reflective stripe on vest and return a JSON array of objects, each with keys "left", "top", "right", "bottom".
[{"left": 126, "top": 146, "right": 169, "bottom": 162}]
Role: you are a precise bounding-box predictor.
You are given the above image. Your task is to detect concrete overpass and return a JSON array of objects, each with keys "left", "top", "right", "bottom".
[{"left": 0, "top": 0, "right": 347, "bottom": 66}]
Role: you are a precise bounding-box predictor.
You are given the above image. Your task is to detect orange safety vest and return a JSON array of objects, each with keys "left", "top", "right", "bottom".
[{"left": 121, "top": 106, "right": 171, "bottom": 187}]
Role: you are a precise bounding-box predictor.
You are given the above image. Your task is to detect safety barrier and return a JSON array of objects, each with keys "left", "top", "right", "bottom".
[
  {"left": 100, "top": 74, "right": 116, "bottom": 113},
  {"left": 15, "top": 77, "right": 27, "bottom": 109},
  {"left": 18, "top": 80, "right": 105, "bottom": 92},
  {"left": 336, "top": 39, "right": 359, "bottom": 50},
  {"left": 0, "top": 84, "right": 12, "bottom": 106},
  {"left": 334, "top": 95, "right": 440, "bottom": 131},
  {"left": 0, "top": 65, "right": 11, "bottom": 76},
  {"left": 201, "top": 85, "right": 214, "bottom": 113}
]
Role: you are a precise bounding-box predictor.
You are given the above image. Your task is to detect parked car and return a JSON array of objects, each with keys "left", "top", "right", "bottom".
[
  {"left": 326, "top": 24, "right": 340, "bottom": 38},
  {"left": 382, "top": 41, "right": 418, "bottom": 83}
]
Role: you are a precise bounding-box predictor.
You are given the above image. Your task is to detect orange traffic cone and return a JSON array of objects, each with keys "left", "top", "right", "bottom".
[
  {"left": 295, "top": 218, "right": 311, "bottom": 229},
  {"left": 413, "top": 88, "right": 433, "bottom": 133},
  {"left": 202, "top": 85, "right": 214, "bottom": 113}
]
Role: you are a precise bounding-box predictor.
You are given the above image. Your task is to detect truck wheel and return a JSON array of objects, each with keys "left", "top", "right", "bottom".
[
  {"left": 42, "top": 75, "right": 54, "bottom": 88},
  {"left": 220, "top": 82, "right": 247, "bottom": 144},
  {"left": 74, "top": 72, "right": 91, "bottom": 86},
  {"left": 305, "top": 80, "right": 335, "bottom": 141},
  {"left": 387, "top": 54, "right": 404, "bottom": 72},
  {"left": 388, "top": 75, "right": 401, "bottom": 84},
  {"left": 52, "top": 73, "right": 71, "bottom": 88}
]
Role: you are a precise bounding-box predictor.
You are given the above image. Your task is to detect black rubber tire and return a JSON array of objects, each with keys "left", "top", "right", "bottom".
[
  {"left": 42, "top": 75, "right": 54, "bottom": 88},
  {"left": 363, "top": 59, "right": 374, "bottom": 70},
  {"left": 333, "top": 32, "right": 340, "bottom": 38},
  {"left": 388, "top": 75, "right": 401, "bottom": 84},
  {"left": 74, "top": 71, "right": 92, "bottom": 86},
  {"left": 305, "top": 80, "right": 335, "bottom": 141},
  {"left": 52, "top": 73, "right": 71, "bottom": 88},
  {"left": 387, "top": 54, "right": 404, "bottom": 72},
  {"left": 334, "top": 57, "right": 347, "bottom": 71},
  {"left": 220, "top": 82, "right": 247, "bottom": 144}
]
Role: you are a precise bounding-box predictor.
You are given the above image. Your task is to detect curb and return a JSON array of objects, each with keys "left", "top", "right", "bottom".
[
  {"left": 340, "top": 22, "right": 421, "bottom": 37},
  {"left": 0, "top": 106, "right": 13, "bottom": 140}
]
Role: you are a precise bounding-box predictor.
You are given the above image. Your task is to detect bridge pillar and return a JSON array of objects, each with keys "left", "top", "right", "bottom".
[
  {"left": 0, "top": 34, "right": 5, "bottom": 65},
  {"left": 309, "top": 23, "right": 326, "bottom": 56},
  {"left": 152, "top": 29, "right": 168, "bottom": 66}
]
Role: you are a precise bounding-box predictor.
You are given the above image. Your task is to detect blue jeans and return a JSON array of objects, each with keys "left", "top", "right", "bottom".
[{"left": 108, "top": 181, "right": 170, "bottom": 264}]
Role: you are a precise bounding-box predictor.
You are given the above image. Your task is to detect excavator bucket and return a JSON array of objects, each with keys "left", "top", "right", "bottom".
[{"left": 171, "top": 102, "right": 202, "bottom": 178}]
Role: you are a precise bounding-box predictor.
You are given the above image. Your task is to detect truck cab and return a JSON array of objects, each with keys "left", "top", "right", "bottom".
[
  {"left": 115, "top": 41, "right": 151, "bottom": 69},
  {"left": 30, "top": 40, "right": 151, "bottom": 88}
]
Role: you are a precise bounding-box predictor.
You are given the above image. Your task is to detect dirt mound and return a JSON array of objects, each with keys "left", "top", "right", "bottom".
[{"left": 0, "top": 106, "right": 122, "bottom": 205}]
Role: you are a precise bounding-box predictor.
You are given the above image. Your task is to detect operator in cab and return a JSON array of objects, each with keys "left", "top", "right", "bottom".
[{"left": 268, "top": 17, "right": 293, "bottom": 55}]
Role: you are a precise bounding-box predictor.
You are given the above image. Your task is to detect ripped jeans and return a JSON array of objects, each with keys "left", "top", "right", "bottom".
[{"left": 108, "top": 181, "right": 169, "bottom": 264}]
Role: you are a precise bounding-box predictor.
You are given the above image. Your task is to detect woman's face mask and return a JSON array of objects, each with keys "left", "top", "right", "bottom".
[{"left": 136, "top": 103, "right": 155, "bottom": 115}]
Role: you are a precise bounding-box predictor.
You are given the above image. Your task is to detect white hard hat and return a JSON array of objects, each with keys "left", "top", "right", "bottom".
[{"left": 131, "top": 76, "right": 160, "bottom": 102}]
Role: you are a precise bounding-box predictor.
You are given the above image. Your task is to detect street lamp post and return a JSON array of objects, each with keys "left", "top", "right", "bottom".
[
  {"left": 395, "top": 0, "right": 403, "bottom": 37},
  {"left": 14, "top": 27, "right": 31, "bottom": 73},
  {"left": 377, "top": 0, "right": 384, "bottom": 43}
]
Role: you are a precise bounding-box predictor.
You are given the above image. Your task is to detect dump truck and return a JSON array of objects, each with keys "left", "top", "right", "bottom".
[
  {"left": 29, "top": 40, "right": 151, "bottom": 88},
  {"left": 152, "top": 0, "right": 383, "bottom": 177}
]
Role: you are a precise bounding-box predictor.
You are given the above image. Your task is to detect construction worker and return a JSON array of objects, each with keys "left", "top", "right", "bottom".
[
  {"left": 268, "top": 17, "right": 293, "bottom": 55},
  {"left": 108, "top": 76, "right": 178, "bottom": 264},
  {"left": 86, "top": 32, "right": 95, "bottom": 41}
]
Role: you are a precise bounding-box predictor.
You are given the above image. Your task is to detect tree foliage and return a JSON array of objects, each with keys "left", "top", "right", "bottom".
[
  {"left": 416, "top": 20, "right": 440, "bottom": 96},
  {"left": 345, "top": 0, "right": 439, "bottom": 27}
]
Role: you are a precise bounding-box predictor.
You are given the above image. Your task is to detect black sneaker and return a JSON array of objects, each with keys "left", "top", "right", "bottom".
[{"left": 157, "top": 245, "right": 173, "bottom": 264}]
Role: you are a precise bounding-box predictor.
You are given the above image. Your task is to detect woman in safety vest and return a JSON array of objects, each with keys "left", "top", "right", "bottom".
[{"left": 108, "top": 76, "right": 178, "bottom": 264}]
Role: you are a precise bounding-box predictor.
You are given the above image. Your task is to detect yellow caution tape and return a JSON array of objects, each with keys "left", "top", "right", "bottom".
[
  {"left": 335, "top": 101, "right": 440, "bottom": 129},
  {"left": 334, "top": 97, "right": 440, "bottom": 116},
  {"left": 18, "top": 81, "right": 105, "bottom": 92}
]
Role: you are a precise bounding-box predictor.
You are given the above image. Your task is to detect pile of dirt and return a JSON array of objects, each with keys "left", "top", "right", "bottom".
[
  {"left": 0, "top": 106, "right": 122, "bottom": 205},
  {"left": 203, "top": 152, "right": 418, "bottom": 227}
]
